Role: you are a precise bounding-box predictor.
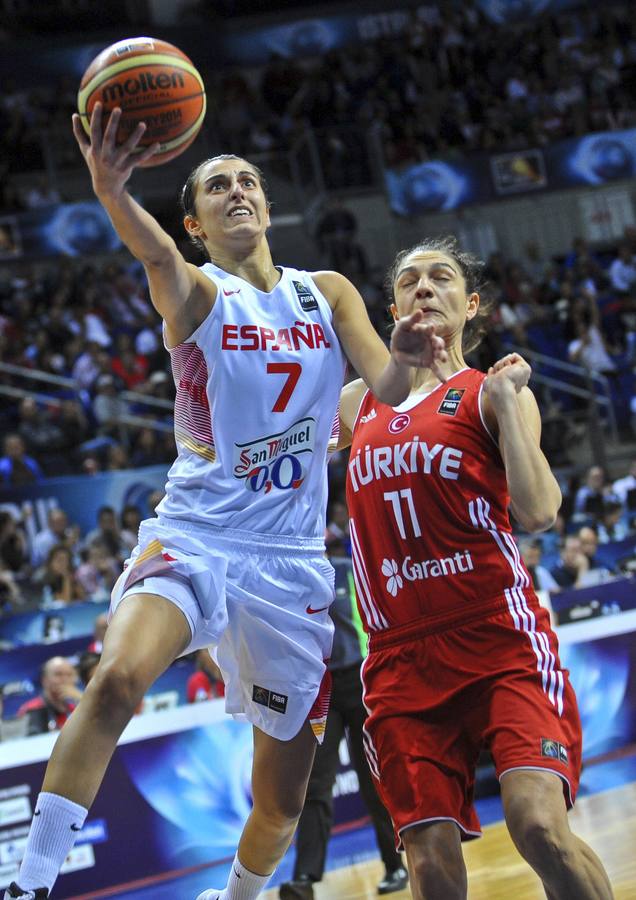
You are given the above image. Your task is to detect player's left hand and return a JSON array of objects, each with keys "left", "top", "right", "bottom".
[
  {"left": 390, "top": 311, "right": 447, "bottom": 380},
  {"left": 484, "top": 352, "right": 531, "bottom": 397}
]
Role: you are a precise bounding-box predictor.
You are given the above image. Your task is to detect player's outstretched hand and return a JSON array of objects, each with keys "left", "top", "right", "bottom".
[
  {"left": 71, "top": 102, "right": 159, "bottom": 197},
  {"left": 390, "top": 310, "right": 447, "bottom": 381},
  {"left": 484, "top": 352, "right": 531, "bottom": 397}
]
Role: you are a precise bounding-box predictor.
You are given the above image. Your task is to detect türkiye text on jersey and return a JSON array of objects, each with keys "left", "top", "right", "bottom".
[
  {"left": 348, "top": 438, "right": 463, "bottom": 492},
  {"left": 233, "top": 417, "right": 316, "bottom": 493}
]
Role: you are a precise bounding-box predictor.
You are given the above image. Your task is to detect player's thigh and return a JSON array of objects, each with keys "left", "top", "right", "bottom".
[
  {"left": 251, "top": 720, "right": 317, "bottom": 820},
  {"left": 98, "top": 591, "right": 192, "bottom": 692}
]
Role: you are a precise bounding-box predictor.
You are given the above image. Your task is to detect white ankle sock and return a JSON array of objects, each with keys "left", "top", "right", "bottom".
[
  {"left": 223, "top": 853, "right": 273, "bottom": 900},
  {"left": 17, "top": 792, "right": 88, "bottom": 891}
]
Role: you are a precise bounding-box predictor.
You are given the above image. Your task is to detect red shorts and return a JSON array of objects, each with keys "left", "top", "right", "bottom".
[{"left": 361, "top": 593, "right": 582, "bottom": 848}]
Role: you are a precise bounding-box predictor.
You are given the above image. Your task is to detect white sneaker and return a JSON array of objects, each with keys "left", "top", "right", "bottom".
[{"left": 195, "top": 891, "right": 222, "bottom": 900}]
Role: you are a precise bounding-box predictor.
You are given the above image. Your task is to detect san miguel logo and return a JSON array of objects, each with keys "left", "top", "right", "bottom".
[
  {"left": 233, "top": 417, "right": 316, "bottom": 493},
  {"left": 293, "top": 280, "right": 319, "bottom": 313},
  {"left": 438, "top": 388, "right": 465, "bottom": 416}
]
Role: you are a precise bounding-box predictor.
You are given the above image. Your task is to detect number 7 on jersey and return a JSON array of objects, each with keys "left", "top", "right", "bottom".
[{"left": 267, "top": 362, "right": 302, "bottom": 412}]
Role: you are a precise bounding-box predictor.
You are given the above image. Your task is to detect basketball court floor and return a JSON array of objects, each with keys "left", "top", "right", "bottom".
[{"left": 66, "top": 750, "right": 636, "bottom": 900}]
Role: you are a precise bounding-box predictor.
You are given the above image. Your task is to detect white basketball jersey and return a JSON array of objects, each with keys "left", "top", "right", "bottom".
[{"left": 156, "top": 263, "right": 346, "bottom": 539}]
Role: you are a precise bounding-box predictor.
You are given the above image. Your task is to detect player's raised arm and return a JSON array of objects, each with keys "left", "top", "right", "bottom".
[
  {"left": 482, "top": 353, "right": 562, "bottom": 532},
  {"left": 314, "top": 271, "right": 447, "bottom": 407},
  {"left": 71, "top": 103, "right": 215, "bottom": 345}
]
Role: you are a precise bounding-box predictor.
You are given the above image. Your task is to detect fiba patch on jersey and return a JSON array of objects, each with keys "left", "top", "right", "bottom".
[
  {"left": 252, "top": 684, "right": 288, "bottom": 714},
  {"left": 438, "top": 388, "right": 465, "bottom": 416},
  {"left": 541, "top": 738, "right": 568, "bottom": 765},
  {"left": 293, "top": 280, "right": 318, "bottom": 312}
]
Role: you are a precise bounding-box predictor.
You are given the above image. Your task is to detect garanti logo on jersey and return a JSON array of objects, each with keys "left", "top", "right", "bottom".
[
  {"left": 293, "top": 280, "right": 319, "bottom": 313},
  {"left": 233, "top": 417, "right": 316, "bottom": 493},
  {"left": 438, "top": 387, "right": 465, "bottom": 416}
]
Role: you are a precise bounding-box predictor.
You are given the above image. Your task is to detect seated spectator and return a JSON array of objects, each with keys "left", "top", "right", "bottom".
[
  {"left": 550, "top": 536, "right": 590, "bottom": 589},
  {"left": 0, "top": 570, "right": 23, "bottom": 615},
  {"left": 75, "top": 541, "right": 119, "bottom": 599},
  {"left": 17, "top": 656, "right": 82, "bottom": 735},
  {"left": 325, "top": 498, "right": 351, "bottom": 554},
  {"left": 92, "top": 374, "right": 128, "bottom": 436},
  {"left": 597, "top": 500, "right": 631, "bottom": 544},
  {"left": 519, "top": 539, "right": 559, "bottom": 592},
  {"left": 608, "top": 242, "right": 636, "bottom": 296},
  {"left": 0, "top": 509, "right": 29, "bottom": 576},
  {"left": 82, "top": 505, "right": 130, "bottom": 564},
  {"left": 31, "top": 507, "right": 80, "bottom": 569},
  {"left": 120, "top": 504, "right": 142, "bottom": 552},
  {"left": 0, "top": 433, "right": 43, "bottom": 486},
  {"left": 39, "top": 545, "right": 86, "bottom": 606},
  {"left": 612, "top": 459, "right": 636, "bottom": 512},
  {"left": 577, "top": 525, "right": 616, "bottom": 584},
  {"left": 186, "top": 649, "right": 225, "bottom": 702},
  {"left": 572, "top": 465, "right": 616, "bottom": 517},
  {"left": 77, "top": 651, "right": 101, "bottom": 687},
  {"left": 87, "top": 613, "right": 109, "bottom": 654},
  {"left": 567, "top": 301, "right": 618, "bottom": 377}
]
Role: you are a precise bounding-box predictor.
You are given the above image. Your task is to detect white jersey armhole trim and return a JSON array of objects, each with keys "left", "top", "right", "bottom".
[{"left": 478, "top": 379, "right": 499, "bottom": 448}]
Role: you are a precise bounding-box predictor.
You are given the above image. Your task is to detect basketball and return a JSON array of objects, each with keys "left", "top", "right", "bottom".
[{"left": 77, "top": 36, "right": 206, "bottom": 167}]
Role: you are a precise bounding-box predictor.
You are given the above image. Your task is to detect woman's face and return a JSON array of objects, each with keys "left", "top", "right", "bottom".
[
  {"left": 392, "top": 250, "right": 479, "bottom": 342},
  {"left": 50, "top": 548, "right": 71, "bottom": 574},
  {"left": 185, "top": 158, "right": 270, "bottom": 250}
]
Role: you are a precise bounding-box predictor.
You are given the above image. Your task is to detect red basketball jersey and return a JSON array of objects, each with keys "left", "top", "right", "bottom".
[{"left": 346, "top": 368, "right": 531, "bottom": 632}]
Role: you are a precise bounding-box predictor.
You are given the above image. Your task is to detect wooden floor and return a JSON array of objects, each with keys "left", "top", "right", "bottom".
[{"left": 263, "top": 782, "right": 636, "bottom": 899}]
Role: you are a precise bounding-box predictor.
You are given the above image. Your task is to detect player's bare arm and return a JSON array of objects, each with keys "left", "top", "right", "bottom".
[
  {"left": 482, "top": 353, "right": 561, "bottom": 532},
  {"left": 314, "top": 270, "right": 446, "bottom": 407},
  {"left": 71, "top": 102, "right": 215, "bottom": 346},
  {"left": 336, "top": 378, "right": 367, "bottom": 450}
]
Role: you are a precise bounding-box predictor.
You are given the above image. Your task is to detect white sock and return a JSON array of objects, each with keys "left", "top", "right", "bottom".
[
  {"left": 223, "top": 853, "right": 273, "bottom": 900},
  {"left": 17, "top": 792, "right": 88, "bottom": 891}
]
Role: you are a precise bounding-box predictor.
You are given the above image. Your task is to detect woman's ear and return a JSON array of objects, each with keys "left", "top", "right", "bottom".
[{"left": 390, "top": 303, "right": 399, "bottom": 322}]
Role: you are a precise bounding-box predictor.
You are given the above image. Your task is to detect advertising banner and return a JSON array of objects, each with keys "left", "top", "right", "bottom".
[
  {"left": 0, "top": 464, "right": 168, "bottom": 543},
  {"left": 0, "top": 202, "right": 121, "bottom": 262}
]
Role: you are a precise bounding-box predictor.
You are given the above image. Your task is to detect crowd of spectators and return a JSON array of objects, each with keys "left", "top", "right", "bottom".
[{"left": 1, "top": 3, "right": 636, "bottom": 196}]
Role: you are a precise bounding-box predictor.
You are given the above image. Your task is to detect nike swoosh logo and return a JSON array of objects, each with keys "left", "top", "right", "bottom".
[
  {"left": 234, "top": 867, "right": 242, "bottom": 879},
  {"left": 34, "top": 810, "right": 41, "bottom": 816},
  {"left": 306, "top": 604, "right": 329, "bottom": 615},
  {"left": 223, "top": 289, "right": 241, "bottom": 296},
  {"left": 70, "top": 823, "right": 81, "bottom": 831}
]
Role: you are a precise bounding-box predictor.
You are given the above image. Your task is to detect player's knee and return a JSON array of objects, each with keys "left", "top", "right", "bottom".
[
  {"left": 409, "top": 852, "right": 465, "bottom": 899},
  {"left": 512, "top": 814, "right": 574, "bottom": 871},
  {"left": 88, "top": 659, "right": 147, "bottom": 717},
  {"left": 255, "top": 790, "right": 306, "bottom": 827}
]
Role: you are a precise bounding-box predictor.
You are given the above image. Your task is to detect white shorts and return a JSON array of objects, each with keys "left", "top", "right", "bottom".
[{"left": 110, "top": 517, "right": 335, "bottom": 742}]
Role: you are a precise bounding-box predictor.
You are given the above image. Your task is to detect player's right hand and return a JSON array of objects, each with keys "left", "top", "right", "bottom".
[{"left": 71, "top": 102, "right": 159, "bottom": 195}]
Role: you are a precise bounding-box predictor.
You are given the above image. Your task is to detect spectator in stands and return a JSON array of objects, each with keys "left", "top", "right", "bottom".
[
  {"left": 325, "top": 498, "right": 350, "bottom": 554},
  {"left": 596, "top": 499, "right": 630, "bottom": 544},
  {"left": 77, "top": 651, "right": 101, "bottom": 687},
  {"left": 186, "top": 649, "right": 225, "bottom": 702},
  {"left": 16, "top": 398, "right": 65, "bottom": 472},
  {"left": 120, "top": 504, "right": 142, "bottom": 552},
  {"left": 0, "top": 433, "right": 43, "bottom": 486},
  {"left": 608, "top": 242, "right": 636, "bottom": 296},
  {"left": 82, "top": 505, "right": 129, "bottom": 563},
  {"left": 577, "top": 526, "right": 615, "bottom": 583},
  {"left": 87, "top": 613, "right": 108, "bottom": 654},
  {"left": 612, "top": 459, "right": 636, "bottom": 512},
  {"left": 0, "top": 570, "right": 23, "bottom": 615},
  {"left": 105, "top": 442, "right": 131, "bottom": 471},
  {"left": 0, "top": 509, "right": 29, "bottom": 576},
  {"left": 92, "top": 373, "right": 127, "bottom": 436},
  {"left": 519, "top": 539, "right": 559, "bottom": 592},
  {"left": 39, "top": 545, "right": 86, "bottom": 606},
  {"left": 75, "top": 541, "right": 119, "bottom": 599},
  {"left": 31, "top": 508, "right": 79, "bottom": 569},
  {"left": 572, "top": 465, "right": 614, "bottom": 517},
  {"left": 567, "top": 295, "right": 618, "bottom": 377},
  {"left": 550, "top": 536, "right": 590, "bottom": 589},
  {"left": 17, "top": 656, "right": 82, "bottom": 735}
]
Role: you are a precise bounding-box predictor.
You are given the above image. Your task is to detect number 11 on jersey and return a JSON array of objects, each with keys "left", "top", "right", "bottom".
[{"left": 383, "top": 488, "right": 422, "bottom": 539}]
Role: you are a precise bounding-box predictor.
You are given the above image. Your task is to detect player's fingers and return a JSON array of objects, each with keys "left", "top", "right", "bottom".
[
  {"left": 71, "top": 114, "right": 89, "bottom": 152},
  {"left": 131, "top": 139, "right": 161, "bottom": 168},
  {"left": 115, "top": 121, "right": 148, "bottom": 159},
  {"left": 89, "top": 101, "right": 104, "bottom": 146},
  {"left": 102, "top": 105, "right": 122, "bottom": 149}
]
